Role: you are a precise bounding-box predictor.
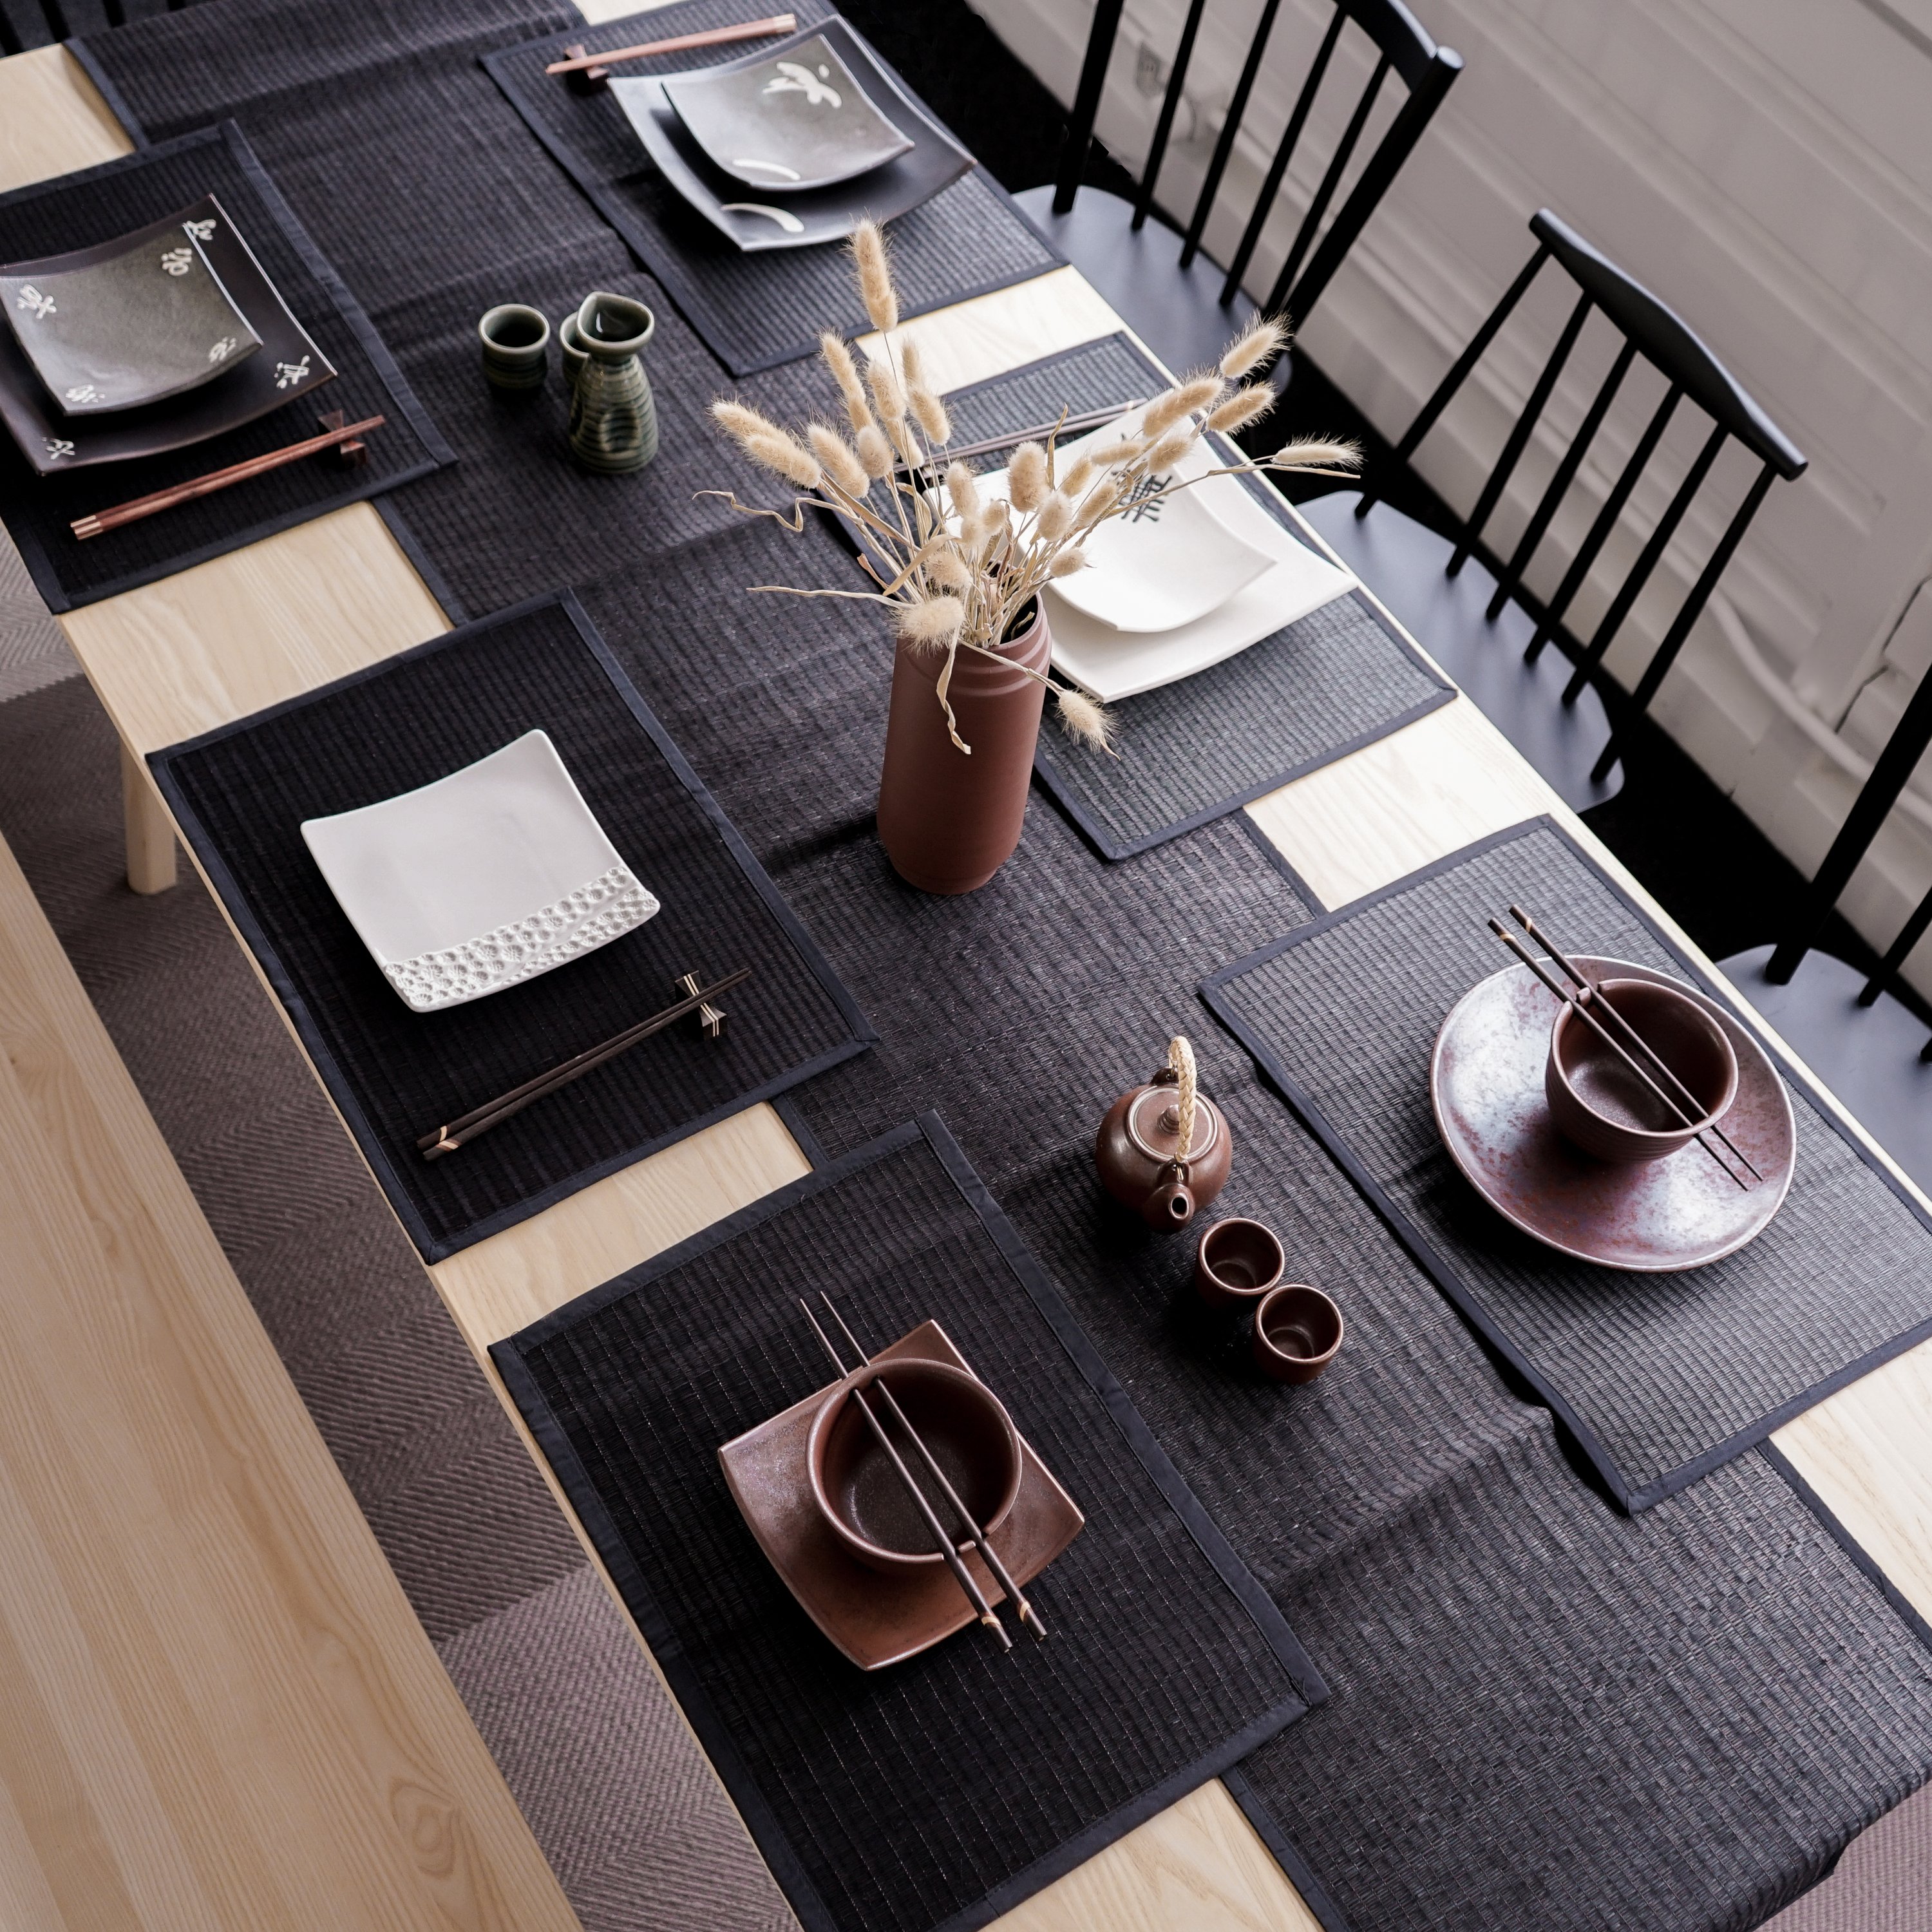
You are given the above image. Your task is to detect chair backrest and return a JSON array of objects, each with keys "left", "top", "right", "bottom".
[
  {"left": 1359, "top": 208, "right": 1806, "bottom": 786},
  {"left": 1053, "top": 0, "right": 1461, "bottom": 328}
]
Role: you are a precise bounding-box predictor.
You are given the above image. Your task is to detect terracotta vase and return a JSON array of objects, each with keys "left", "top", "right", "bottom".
[{"left": 876, "top": 602, "right": 1050, "bottom": 894}]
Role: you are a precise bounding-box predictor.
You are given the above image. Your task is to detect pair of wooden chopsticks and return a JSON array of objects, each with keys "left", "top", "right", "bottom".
[
  {"left": 417, "top": 965, "right": 752, "bottom": 1160},
  {"left": 545, "top": 14, "right": 795, "bottom": 75},
  {"left": 1490, "top": 907, "right": 1762, "bottom": 1188},
  {"left": 799, "top": 1294, "right": 1048, "bottom": 1651},
  {"left": 70, "top": 413, "right": 384, "bottom": 540}
]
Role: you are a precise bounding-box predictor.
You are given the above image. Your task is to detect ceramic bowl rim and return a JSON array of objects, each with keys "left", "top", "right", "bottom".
[
  {"left": 478, "top": 303, "right": 551, "bottom": 354},
  {"left": 1253, "top": 1282, "right": 1343, "bottom": 1367},
  {"left": 1196, "top": 1216, "right": 1285, "bottom": 1303},
  {"left": 805, "top": 1358, "right": 1022, "bottom": 1570},
  {"left": 1547, "top": 976, "right": 1739, "bottom": 1149}
]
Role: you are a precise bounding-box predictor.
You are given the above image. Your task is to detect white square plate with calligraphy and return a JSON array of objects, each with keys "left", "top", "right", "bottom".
[{"left": 301, "top": 731, "right": 661, "bottom": 1014}]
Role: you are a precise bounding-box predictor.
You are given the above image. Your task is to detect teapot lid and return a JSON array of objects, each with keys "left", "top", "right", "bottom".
[{"left": 1124, "top": 1083, "right": 1222, "bottom": 1164}]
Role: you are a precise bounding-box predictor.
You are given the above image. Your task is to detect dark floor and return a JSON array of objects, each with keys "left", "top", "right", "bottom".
[{"left": 847, "top": 0, "right": 1889, "bottom": 991}]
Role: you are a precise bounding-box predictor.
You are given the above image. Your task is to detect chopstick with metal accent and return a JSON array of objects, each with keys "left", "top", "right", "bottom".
[
  {"left": 819, "top": 1293, "right": 1047, "bottom": 1641},
  {"left": 798, "top": 1301, "right": 1014, "bottom": 1653},
  {"left": 1488, "top": 921, "right": 1749, "bottom": 1187},
  {"left": 894, "top": 402, "right": 1148, "bottom": 477},
  {"left": 417, "top": 966, "right": 752, "bottom": 1159},
  {"left": 1506, "top": 904, "right": 1766, "bottom": 1182},
  {"left": 544, "top": 14, "right": 796, "bottom": 74},
  {"left": 70, "top": 415, "right": 386, "bottom": 540}
]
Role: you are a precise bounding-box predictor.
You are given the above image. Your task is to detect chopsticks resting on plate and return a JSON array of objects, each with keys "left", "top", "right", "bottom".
[
  {"left": 417, "top": 965, "right": 752, "bottom": 1160},
  {"left": 544, "top": 14, "right": 797, "bottom": 75},
  {"left": 819, "top": 1293, "right": 1047, "bottom": 1640},
  {"left": 895, "top": 401, "right": 1148, "bottom": 478},
  {"left": 1487, "top": 918, "right": 1752, "bottom": 1188},
  {"left": 799, "top": 1300, "right": 1014, "bottom": 1653},
  {"left": 71, "top": 413, "right": 385, "bottom": 540},
  {"left": 1508, "top": 905, "right": 1765, "bottom": 1183}
]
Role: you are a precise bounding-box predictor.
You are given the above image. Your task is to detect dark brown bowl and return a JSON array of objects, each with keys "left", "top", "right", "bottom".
[
  {"left": 1195, "top": 1217, "right": 1285, "bottom": 1308},
  {"left": 1545, "top": 978, "right": 1738, "bottom": 1166},
  {"left": 806, "top": 1359, "right": 1022, "bottom": 1573},
  {"left": 1252, "top": 1283, "right": 1343, "bottom": 1384}
]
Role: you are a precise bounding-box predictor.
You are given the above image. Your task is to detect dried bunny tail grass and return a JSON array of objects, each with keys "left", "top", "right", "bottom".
[
  {"left": 921, "top": 542, "right": 973, "bottom": 591},
  {"left": 1076, "top": 478, "right": 1121, "bottom": 529},
  {"left": 1059, "top": 454, "right": 1097, "bottom": 496},
  {"left": 945, "top": 460, "right": 981, "bottom": 521},
  {"left": 744, "top": 428, "right": 821, "bottom": 490},
  {"left": 1084, "top": 435, "right": 1144, "bottom": 470},
  {"left": 1143, "top": 424, "right": 1199, "bottom": 474},
  {"left": 1141, "top": 376, "right": 1223, "bottom": 439},
  {"left": 1009, "top": 442, "right": 1048, "bottom": 513},
  {"left": 853, "top": 424, "right": 896, "bottom": 478},
  {"left": 866, "top": 356, "right": 906, "bottom": 426},
  {"left": 1054, "top": 683, "right": 1112, "bottom": 752},
  {"left": 851, "top": 220, "right": 898, "bottom": 333},
  {"left": 1219, "top": 315, "right": 1289, "bottom": 379},
  {"left": 1274, "top": 435, "right": 1363, "bottom": 470},
  {"left": 806, "top": 423, "right": 868, "bottom": 497},
  {"left": 1035, "top": 490, "right": 1075, "bottom": 542},
  {"left": 910, "top": 385, "right": 951, "bottom": 444},
  {"left": 819, "top": 334, "right": 869, "bottom": 421},
  {"left": 712, "top": 398, "right": 784, "bottom": 445},
  {"left": 1206, "top": 384, "right": 1277, "bottom": 435},
  {"left": 1048, "top": 543, "right": 1088, "bottom": 577},
  {"left": 895, "top": 592, "right": 964, "bottom": 653}
]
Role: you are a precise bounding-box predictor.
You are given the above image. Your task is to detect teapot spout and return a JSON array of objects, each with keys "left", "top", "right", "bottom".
[{"left": 1142, "top": 1166, "right": 1196, "bottom": 1230}]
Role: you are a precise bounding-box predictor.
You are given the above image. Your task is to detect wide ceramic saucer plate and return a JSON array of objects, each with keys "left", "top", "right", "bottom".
[
  {"left": 1, "top": 198, "right": 260, "bottom": 414},
  {"left": 300, "top": 730, "right": 660, "bottom": 1014},
  {"left": 661, "top": 31, "right": 914, "bottom": 193},
  {"left": 610, "top": 18, "right": 971, "bottom": 252},
  {"left": 718, "top": 1318, "right": 1084, "bottom": 1670},
  {"left": 1430, "top": 955, "right": 1795, "bottom": 1271},
  {"left": 0, "top": 194, "right": 336, "bottom": 475}
]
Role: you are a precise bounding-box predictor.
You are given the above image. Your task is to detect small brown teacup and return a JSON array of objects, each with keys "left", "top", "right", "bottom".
[
  {"left": 477, "top": 303, "right": 550, "bottom": 392},
  {"left": 1195, "top": 1217, "right": 1285, "bottom": 1309},
  {"left": 1545, "top": 979, "right": 1737, "bottom": 1166},
  {"left": 1253, "top": 1283, "right": 1343, "bottom": 1384}
]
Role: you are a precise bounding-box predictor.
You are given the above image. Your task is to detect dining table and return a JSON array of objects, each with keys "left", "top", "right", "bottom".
[{"left": 3, "top": 8, "right": 1931, "bottom": 1929}]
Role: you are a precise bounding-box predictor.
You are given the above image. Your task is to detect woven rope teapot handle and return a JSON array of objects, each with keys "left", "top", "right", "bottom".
[{"left": 1168, "top": 1036, "right": 1197, "bottom": 1166}]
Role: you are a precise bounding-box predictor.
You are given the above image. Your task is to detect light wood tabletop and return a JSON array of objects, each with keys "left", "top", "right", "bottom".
[{"left": 3, "top": 25, "right": 1929, "bottom": 1932}]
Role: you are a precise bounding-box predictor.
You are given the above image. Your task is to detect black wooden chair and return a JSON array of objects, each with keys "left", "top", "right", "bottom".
[
  {"left": 1719, "top": 677, "right": 1932, "bottom": 1196},
  {"left": 1014, "top": 0, "right": 1461, "bottom": 380},
  {"left": 1300, "top": 208, "right": 1807, "bottom": 810},
  {"left": 0, "top": 0, "right": 137, "bottom": 57}
]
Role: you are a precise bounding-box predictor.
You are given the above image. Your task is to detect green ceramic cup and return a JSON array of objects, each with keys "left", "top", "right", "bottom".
[
  {"left": 568, "top": 290, "right": 658, "bottom": 474},
  {"left": 477, "top": 303, "right": 550, "bottom": 392}
]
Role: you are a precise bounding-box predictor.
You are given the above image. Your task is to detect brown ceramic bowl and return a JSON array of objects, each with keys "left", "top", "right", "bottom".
[
  {"left": 1545, "top": 978, "right": 1738, "bottom": 1166},
  {"left": 806, "top": 1359, "right": 1022, "bottom": 1573},
  {"left": 1195, "top": 1217, "right": 1285, "bottom": 1309},
  {"left": 1252, "top": 1283, "right": 1343, "bottom": 1384}
]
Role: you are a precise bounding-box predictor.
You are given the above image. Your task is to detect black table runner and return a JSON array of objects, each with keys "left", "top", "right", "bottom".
[
  {"left": 482, "top": 0, "right": 1062, "bottom": 376},
  {"left": 149, "top": 592, "right": 872, "bottom": 1260},
  {"left": 1202, "top": 817, "right": 1932, "bottom": 1510},
  {"left": 0, "top": 122, "right": 450, "bottom": 611},
  {"left": 493, "top": 1112, "right": 1323, "bottom": 1932}
]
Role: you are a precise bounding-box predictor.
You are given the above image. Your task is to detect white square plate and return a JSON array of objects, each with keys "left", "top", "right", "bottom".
[{"left": 300, "top": 730, "right": 660, "bottom": 1013}]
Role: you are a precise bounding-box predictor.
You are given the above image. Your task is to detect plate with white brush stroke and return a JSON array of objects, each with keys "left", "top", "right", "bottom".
[
  {"left": 611, "top": 18, "right": 971, "bottom": 252},
  {"left": 301, "top": 730, "right": 659, "bottom": 1014},
  {"left": 977, "top": 414, "right": 1356, "bottom": 703}
]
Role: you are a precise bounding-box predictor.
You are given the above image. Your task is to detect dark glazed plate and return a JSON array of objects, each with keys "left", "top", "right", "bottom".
[
  {"left": 1430, "top": 956, "right": 1795, "bottom": 1271},
  {"left": 0, "top": 194, "right": 336, "bottom": 474},
  {"left": 1, "top": 196, "right": 260, "bottom": 414},
  {"left": 718, "top": 1318, "right": 1083, "bottom": 1669},
  {"left": 611, "top": 17, "right": 971, "bottom": 252},
  {"left": 662, "top": 31, "right": 914, "bottom": 192}
]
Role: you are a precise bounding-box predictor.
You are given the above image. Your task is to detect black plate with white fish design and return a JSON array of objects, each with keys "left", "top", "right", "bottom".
[
  {"left": 0, "top": 194, "right": 336, "bottom": 474},
  {"left": 611, "top": 17, "right": 971, "bottom": 252},
  {"left": 660, "top": 30, "right": 914, "bottom": 192}
]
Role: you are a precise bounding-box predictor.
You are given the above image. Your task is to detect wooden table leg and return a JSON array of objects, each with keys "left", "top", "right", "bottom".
[{"left": 120, "top": 741, "right": 176, "bottom": 894}]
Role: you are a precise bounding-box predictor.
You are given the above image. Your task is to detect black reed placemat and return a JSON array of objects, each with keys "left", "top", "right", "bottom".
[
  {"left": 148, "top": 591, "right": 872, "bottom": 1260},
  {"left": 917, "top": 334, "right": 1454, "bottom": 858},
  {"left": 492, "top": 1112, "right": 1324, "bottom": 1932},
  {"left": 481, "top": 0, "right": 1062, "bottom": 376},
  {"left": 1201, "top": 815, "right": 1932, "bottom": 1510},
  {"left": 0, "top": 123, "right": 450, "bottom": 611}
]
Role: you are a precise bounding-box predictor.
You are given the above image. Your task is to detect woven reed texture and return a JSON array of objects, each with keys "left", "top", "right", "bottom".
[
  {"left": 77, "top": 5, "right": 1932, "bottom": 1924},
  {"left": 1205, "top": 818, "right": 1932, "bottom": 1508},
  {"left": 150, "top": 595, "right": 869, "bottom": 1260},
  {"left": 501, "top": 1118, "right": 1314, "bottom": 1932},
  {"left": 481, "top": 0, "right": 1061, "bottom": 376},
  {"left": 0, "top": 124, "right": 448, "bottom": 610}
]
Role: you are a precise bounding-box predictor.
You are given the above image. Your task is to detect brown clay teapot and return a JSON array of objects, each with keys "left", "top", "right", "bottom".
[{"left": 1095, "top": 1036, "right": 1232, "bottom": 1231}]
